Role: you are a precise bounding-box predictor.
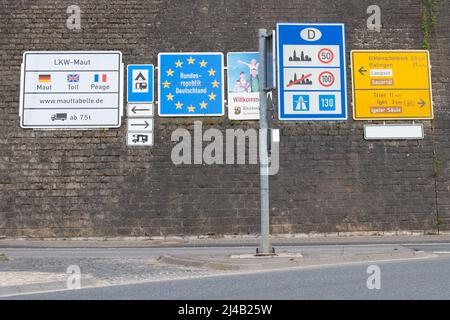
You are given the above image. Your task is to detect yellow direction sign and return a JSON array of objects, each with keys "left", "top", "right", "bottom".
[{"left": 351, "top": 50, "right": 433, "bottom": 120}]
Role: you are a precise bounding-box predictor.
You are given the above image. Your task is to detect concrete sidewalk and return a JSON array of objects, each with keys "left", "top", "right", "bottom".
[
  {"left": 158, "top": 245, "right": 435, "bottom": 271},
  {"left": 1, "top": 233, "right": 450, "bottom": 248}
]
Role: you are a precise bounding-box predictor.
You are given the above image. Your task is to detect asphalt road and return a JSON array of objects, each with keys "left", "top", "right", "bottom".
[{"left": 2, "top": 244, "right": 450, "bottom": 300}]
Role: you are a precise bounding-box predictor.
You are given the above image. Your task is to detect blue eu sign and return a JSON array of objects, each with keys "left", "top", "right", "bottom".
[{"left": 158, "top": 53, "right": 224, "bottom": 117}]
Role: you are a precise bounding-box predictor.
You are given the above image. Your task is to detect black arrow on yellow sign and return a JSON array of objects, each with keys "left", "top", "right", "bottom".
[
  {"left": 358, "top": 67, "right": 367, "bottom": 76},
  {"left": 418, "top": 99, "right": 426, "bottom": 108}
]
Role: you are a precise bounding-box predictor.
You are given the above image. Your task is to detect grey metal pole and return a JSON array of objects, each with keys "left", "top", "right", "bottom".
[{"left": 258, "top": 28, "right": 272, "bottom": 255}]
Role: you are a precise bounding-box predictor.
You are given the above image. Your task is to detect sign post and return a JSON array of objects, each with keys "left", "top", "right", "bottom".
[
  {"left": 20, "top": 51, "right": 123, "bottom": 129},
  {"left": 258, "top": 29, "right": 273, "bottom": 256}
]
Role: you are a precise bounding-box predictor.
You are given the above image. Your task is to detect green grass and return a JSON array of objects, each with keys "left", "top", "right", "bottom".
[
  {"left": 437, "top": 217, "right": 446, "bottom": 233},
  {"left": 421, "top": 0, "right": 437, "bottom": 49}
]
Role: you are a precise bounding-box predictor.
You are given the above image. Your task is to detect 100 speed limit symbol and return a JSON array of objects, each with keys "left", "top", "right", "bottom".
[{"left": 319, "top": 71, "right": 335, "bottom": 87}]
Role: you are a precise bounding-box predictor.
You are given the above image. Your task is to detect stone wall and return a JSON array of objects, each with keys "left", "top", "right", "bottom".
[{"left": 0, "top": 0, "right": 449, "bottom": 237}]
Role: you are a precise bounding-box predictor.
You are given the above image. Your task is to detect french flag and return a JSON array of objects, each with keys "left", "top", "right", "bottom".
[{"left": 94, "top": 74, "right": 107, "bottom": 83}]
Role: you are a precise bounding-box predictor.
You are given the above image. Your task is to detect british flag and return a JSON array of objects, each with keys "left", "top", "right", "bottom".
[{"left": 67, "top": 74, "right": 80, "bottom": 83}]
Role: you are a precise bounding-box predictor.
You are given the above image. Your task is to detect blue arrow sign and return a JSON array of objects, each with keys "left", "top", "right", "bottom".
[
  {"left": 158, "top": 53, "right": 224, "bottom": 117},
  {"left": 277, "top": 23, "right": 348, "bottom": 120},
  {"left": 127, "top": 64, "right": 154, "bottom": 103}
]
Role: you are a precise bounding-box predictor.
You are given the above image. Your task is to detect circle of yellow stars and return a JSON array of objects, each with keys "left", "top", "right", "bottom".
[{"left": 162, "top": 56, "right": 220, "bottom": 113}]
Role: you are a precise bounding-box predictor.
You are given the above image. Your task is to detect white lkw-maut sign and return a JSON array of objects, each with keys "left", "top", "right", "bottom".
[{"left": 20, "top": 51, "right": 123, "bottom": 129}]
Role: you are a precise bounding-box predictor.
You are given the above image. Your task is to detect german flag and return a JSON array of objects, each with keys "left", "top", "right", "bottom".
[{"left": 38, "top": 74, "right": 51, "bottom": 83}]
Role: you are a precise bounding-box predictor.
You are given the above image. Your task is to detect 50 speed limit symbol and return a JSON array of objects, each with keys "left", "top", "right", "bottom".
[
  {"left": 319, "top": 71, "right": 335, "bottom": 87},
  {"left": 318, "top": 48, "right": 334, "bottom": 64}
]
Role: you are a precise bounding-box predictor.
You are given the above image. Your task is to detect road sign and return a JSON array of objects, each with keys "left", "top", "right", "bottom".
[
  {"left": 158, "top": 53, "right": 224, "bottom": 117},
  {"left": 351, "top": 50, "right": 433, "bottom": 120},
  {"left": 20, "top": 51, "right": 123, "bottom": 129},
  {"left": 127, "top": 118, "right": 153, "bottom": 133},
  {"left": 227, "top": 52, "right": 260, "bottom": 120},
  {"left": 127, "top": 132, "right": 153, "bottom": 146},
  {"left": 127, "top": 64, "right": 154, "bottom": 103},
  {"left": 127, "top": 103, "right": 154, "bottom": 118},
  {"left": 364, "top": 124, "right": 424, "bottom": 140},
  {"left": 276, "top": 23, "right": 347, "bottom": 120}
]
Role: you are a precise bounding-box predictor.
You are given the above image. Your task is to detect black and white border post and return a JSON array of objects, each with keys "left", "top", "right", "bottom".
[{"left": 258, "top": 29, "right": 273, "bottom": 256}]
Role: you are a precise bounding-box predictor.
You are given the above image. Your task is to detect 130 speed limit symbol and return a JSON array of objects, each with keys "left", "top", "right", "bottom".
[{"left": 318, "top": 71, "right": 335, "bottom": 87}]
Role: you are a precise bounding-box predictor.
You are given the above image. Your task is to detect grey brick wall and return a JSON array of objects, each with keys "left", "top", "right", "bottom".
[
  {"left": 0, "top": 0, "right": 449, "bottom": 237},
  {"left": 431, "top": 0, "right": 450, "bottom": 233}
]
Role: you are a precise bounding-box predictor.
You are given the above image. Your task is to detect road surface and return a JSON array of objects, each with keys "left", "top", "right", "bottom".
[{"left": 1, "top": 243, "right": 450, "bottom": 299}]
